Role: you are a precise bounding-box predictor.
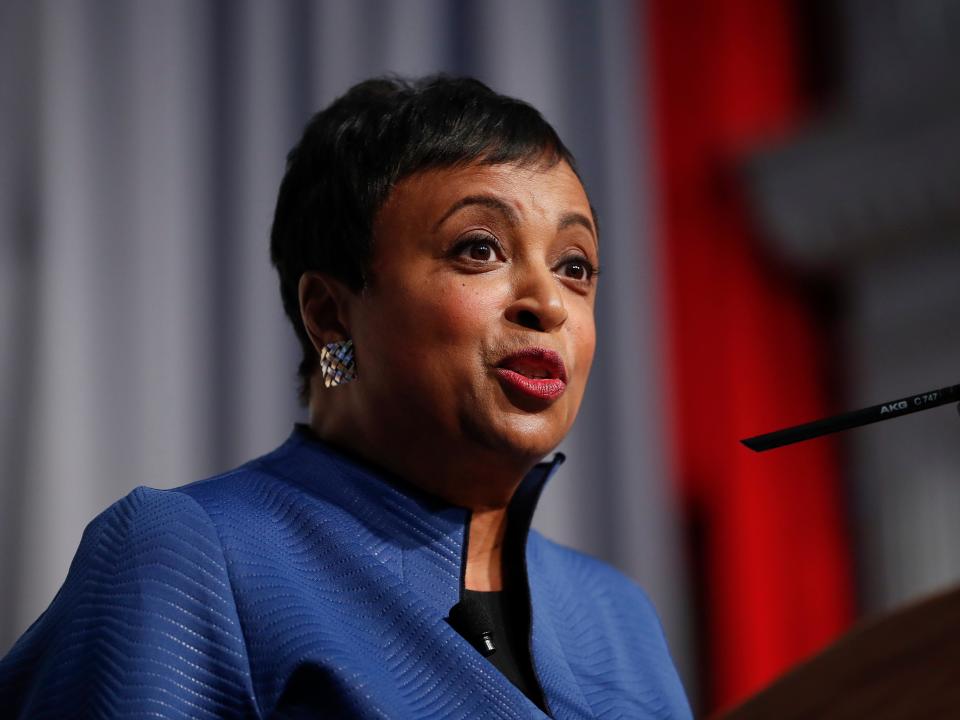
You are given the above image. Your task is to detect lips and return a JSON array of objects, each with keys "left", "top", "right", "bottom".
[{"left": 494, "top": 348, "right": 567, "bottom": 401}]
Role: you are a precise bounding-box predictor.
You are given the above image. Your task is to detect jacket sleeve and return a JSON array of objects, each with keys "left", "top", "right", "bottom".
[{"left": 0, "top": 486, "right": 261, "bottom": 719}]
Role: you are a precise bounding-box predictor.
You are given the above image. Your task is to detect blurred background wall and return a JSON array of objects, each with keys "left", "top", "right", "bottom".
[{"left": 1, "top": 0, "right": 958, "bottom": 716}]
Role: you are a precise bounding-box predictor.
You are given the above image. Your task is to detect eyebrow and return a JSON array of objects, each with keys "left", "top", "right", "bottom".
[
  {"left": 432, "top": 194, "right": 519, "bottom": 232},
  {"left": 558, "top": 212, "right": 598, "bottom": 245},
  {"left": 433, "top": 193, "right": 599, "bottom": 247}
]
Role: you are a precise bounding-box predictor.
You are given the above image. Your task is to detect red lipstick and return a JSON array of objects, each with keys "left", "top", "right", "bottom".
[{"left": 494, "top": 348, "right": 567, "bottom": 401}]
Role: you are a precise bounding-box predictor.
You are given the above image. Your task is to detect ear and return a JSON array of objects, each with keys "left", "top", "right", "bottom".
[{"left": 298, "top": 271, "right": 353, "bottom": 354}]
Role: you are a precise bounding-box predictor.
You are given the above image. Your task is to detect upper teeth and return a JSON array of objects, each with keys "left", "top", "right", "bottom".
[{"left": 516, "top": 368, "right": 549, "bottom": 379}]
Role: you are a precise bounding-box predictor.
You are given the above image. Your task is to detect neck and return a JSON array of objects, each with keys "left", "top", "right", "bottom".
[
  {"left": 465, "top": 507, "right": 509, "bottom": 591},
  {"left": 308, "top": 400, "right": 540, "bottom": 595},
  {"left": 308, "top": 398, "right": 539, "bottom": 509}
]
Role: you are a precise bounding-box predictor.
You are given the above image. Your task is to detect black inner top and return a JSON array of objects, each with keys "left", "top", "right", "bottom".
[
  {"left": 453, "top": 588, "right": 546, "bottom": 712},
  {"left": 448, "top": 473, "right": 551, "bottom": 713}
]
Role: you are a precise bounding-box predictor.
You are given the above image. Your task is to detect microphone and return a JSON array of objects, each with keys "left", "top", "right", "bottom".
[
  {"left": 741, "top": 382, "right": 960, "bottom": 452},
  {"left": 448, "top": 597, "right": 497, "bottom": 657}
]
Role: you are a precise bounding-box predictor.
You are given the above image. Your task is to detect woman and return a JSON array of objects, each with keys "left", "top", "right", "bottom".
[{"left": 0, "top": 76, "right": 691, "bottom": 719}]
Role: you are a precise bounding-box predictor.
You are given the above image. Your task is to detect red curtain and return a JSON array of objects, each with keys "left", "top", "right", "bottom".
[{"left": 647, "top": 0, "right": 854, "bottom": 711}]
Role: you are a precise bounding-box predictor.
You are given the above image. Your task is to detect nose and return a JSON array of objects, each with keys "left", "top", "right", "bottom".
[{"left": 504, "top": 263, "right": 568, "bottom": 332}]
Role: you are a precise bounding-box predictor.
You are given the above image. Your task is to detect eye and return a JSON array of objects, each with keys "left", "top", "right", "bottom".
[
  {"left": 451, "top": 233, "right": 504, "bottom": 264},
  {"left": 465, "top": 241, "right": 494, "bottom": 261},
  {"left": 557, "top": 255, "right": 598, "bottom": 283}
]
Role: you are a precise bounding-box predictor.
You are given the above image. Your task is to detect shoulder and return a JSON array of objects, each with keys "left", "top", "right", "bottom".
[
  {"left": 169, "top": 438, "right": 344, "bottom": 524},
  {"left": 527, "top": 530, "right": 693, "bottom": 718},
  {"left": 169, "top": 453, "right": 352, "bottom": 554},
  {"left": 91, "top": 482, "right": 223, "bottom": 547},
  {"left": 528, "top": 529, "right": 662, "bottom": 621},
  {"left": 74, "top": 480, "right": 248, "bottom": 587},
  {"left": 0, "top": 484, "right": 261, "bottom": 719}
]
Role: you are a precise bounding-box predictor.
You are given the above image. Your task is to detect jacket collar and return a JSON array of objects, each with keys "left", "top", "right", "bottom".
[{"left": 262, "top": 425, "right": 566, "bottom": 616}]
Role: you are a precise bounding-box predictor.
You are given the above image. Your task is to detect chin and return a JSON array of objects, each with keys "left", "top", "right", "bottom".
[
  {"left": 460, "top": 391, "right": 579, "bottom": 461},
  {"left": 487, "top": 413, "right": 569, "bottom": 460}
]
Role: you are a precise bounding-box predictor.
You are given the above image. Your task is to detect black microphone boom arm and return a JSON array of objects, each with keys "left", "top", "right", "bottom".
[{"left": 741, "top": 382, "right": 960, "bottom": 452}]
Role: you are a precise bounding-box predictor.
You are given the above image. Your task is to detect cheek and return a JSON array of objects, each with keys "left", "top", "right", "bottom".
[
  {"left": 415, "top": 278, "right": 501, "bottom": 344},
  {"left": 568, "top": 310, "right": 597, "bottom": 387},
  {"left": 424, "top": 283, "right": 491, "bottom": 338},
  {"left": 365, "top": 277, "right": 503, "bottom": 382}
]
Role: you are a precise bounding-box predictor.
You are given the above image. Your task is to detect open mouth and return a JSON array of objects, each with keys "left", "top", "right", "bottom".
[
  {"left": 494, "top": 348, "right": 567, "bottom": 401},
  {"left": 496, "top": 348, "right": 567, "bottom": 382}
]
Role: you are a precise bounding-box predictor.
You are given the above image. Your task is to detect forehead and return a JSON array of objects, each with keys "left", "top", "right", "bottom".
[{"left": 375, "top": 160, "right": 593, "bottom": 234}]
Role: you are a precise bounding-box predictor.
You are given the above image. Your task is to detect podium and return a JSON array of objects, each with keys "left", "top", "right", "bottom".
[{"left": 722, "top": 585, "right": 960, "bottom": 719}]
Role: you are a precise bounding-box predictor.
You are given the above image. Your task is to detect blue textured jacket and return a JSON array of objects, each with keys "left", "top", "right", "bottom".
[{"left": 0, "top": 427, "right": 691, "bottom": 719}]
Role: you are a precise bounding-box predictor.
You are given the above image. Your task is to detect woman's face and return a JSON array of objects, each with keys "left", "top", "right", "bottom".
[{"left": 346, "top": 159, "right": 598, "bottom": 467}]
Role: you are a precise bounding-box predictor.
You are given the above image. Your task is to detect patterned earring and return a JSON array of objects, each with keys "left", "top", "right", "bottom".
[{"left": 319, "top": 339, "right": 357, "bottom": 388}]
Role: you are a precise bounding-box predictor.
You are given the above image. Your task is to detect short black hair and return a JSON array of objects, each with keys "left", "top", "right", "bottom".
[{"left": 269, "top": 74, "right": 583, "bottom": 404}]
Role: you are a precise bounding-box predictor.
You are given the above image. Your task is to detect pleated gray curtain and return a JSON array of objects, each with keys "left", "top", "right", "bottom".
[{"left": 0, "top": 0, "right": 691, "bottom": 687}]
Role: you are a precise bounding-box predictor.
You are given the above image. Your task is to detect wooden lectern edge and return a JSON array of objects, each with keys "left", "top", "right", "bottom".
[{"left": 718, "top": 583, "right": 960, "bottom": 720}]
